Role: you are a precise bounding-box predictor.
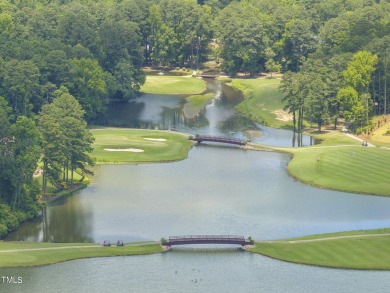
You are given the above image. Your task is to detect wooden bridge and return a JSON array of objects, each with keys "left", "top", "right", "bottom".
[
  {"left": 199, "top": 74, "right": 219, "bottom": 79},
  {"left": 189, "top": 135, "right": 246, "bottom": 146},
  {"left": 162, "top": 235, "right": 253, "bottom": 247}
]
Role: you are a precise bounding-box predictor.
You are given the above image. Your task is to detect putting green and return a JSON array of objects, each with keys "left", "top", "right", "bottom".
[{"left": 91, "top": 128, "right": 194, "bottom": 164}]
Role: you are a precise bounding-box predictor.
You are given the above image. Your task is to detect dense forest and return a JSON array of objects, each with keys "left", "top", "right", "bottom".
[{"left": 0, "top": 0, "right": 389, "bottom": 238}]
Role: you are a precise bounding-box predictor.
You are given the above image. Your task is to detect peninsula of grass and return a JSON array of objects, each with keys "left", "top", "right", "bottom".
[
  {"left": 285, "top": 144, "right": 390, "bottom": 196},
  {"left": 91, "top": 127, "right": 194, "bottom": 164},
  {"left": 0, "top": 241, "right": 163, "bottom": 268},
  {"left": 249, "top": 228, "right": 390, "bottom": 270},
  {"left": 141, "top": 75, "right": 206, "bottom": 95},
  {"left": 220, "top": 77, "right": 291, "bottom": 128}
]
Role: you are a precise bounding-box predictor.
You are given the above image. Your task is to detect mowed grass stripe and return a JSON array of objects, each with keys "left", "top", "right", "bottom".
[
  {"left": 250, "top": 230, "right": 390, "bottom": 269},
  {"left": 288, "top": 147, "right": 390, "bottom": 196}
]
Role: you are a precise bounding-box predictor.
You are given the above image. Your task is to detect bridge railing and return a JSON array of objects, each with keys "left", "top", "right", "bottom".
[
  {"left": 162, "top": 235, "right": 253, "bottom": 246},
  {"left": 189, "top": 135, "right": 246, "bottom": 145},
  {"left": 167, "top": 235, "right": 247, "bottom": 244}
]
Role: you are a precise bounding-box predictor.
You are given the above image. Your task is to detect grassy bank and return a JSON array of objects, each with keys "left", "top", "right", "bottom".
[
  {"left": 91, "top": 127, "right": 194, "bottom": 164},
  {"left": 284, "top": 139, "right": 390, "bottom": 196},
  {"left": 220, "top": 77, "right": 290, "bottom": 128},
  {"left": 249, "top": 228, "right": 390, "bottom": 270},
  {"left": 0, "top": 241, "right": 163, "bottom": 268},
  {"left": 141, "top": 75, "right": 206, "bottom": 95}
]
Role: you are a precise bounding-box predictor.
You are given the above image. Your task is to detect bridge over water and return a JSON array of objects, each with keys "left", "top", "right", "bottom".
[
  {"left": 189, "top": 135, "right": 246, "bottom": 146},
  {"left": 162, "top": 235, "right": 253, "bottom": 247}
]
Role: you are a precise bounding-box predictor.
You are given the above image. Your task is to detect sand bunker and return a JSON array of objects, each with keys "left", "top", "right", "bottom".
[
  {"left": 104, "top": 148, "right": 144, "bottom": 153},
  {"left": 143, "top": 138, "right": 167, "bottom": 142}
]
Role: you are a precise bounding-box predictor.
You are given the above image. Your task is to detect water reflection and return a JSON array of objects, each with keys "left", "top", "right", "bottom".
[
  {"left": 7, "top": 148, "right": 390, "bottom": 243},
  {"left": 104, "top": 79, "right": 314, "bottom": 147},
  {"left": 3, "top": 249, "right": 390, "bottom": 293},
  {"left": 7, "top": 194, "right": 94, "bottom": 242}
]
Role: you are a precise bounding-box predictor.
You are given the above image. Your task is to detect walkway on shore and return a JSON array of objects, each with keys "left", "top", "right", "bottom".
[{"left": 343, "top": 132, "right": 375, "bottom": 147}]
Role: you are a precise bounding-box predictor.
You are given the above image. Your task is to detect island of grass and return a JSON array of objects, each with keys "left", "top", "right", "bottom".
[
  {"left": 249, "top": 228, "right": 390, "bottom": 270},
  {"left": 0, "top": 241, "right": 163, "bottom": 268},
  {"left": 141, "top": 75, "right": 206, "bottom": 95},
  {"left": 91, "top": 127, "right": 194, "bottom": 164},
  {"left": 183, "top": 93, "right": 215, "bottom": 118}
]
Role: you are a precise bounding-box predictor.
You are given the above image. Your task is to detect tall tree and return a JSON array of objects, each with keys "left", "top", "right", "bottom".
[
  {"left": 37, "top": 87, "right": 94, "bottom": 195},
  {"left": 338, "top": 50, "right": 378, "bottom": 132},
  {"left": 2, "top": 59, "right": 41, "bottom": 116},
  {"left": 11, "top": 116, "right": 42, "bottom": 210},
  {"left": 68, "top": 58, "right": 107, "bottom": 122}
]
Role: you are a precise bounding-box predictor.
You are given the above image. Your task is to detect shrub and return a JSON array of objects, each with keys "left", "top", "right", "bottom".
[
  {"left": 0, "top": 223, "right": 7, "bottom": 239},
  {"left": 5, "top": 213, "right": 19, "bottom": 232}
]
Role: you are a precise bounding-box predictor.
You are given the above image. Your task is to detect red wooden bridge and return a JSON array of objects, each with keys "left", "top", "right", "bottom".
[
  {"left": 189, "top": 135, "right": 246, "bottom": 146},
  {"left": 162, "top": 235, "right": 253, "bottom": 247}
]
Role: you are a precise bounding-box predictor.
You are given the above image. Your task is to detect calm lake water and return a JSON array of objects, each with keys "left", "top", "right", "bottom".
[{"left": 3, "top": 79, "right": 390, "bottom": 292}]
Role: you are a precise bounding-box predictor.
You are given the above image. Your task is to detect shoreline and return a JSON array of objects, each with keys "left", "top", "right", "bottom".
[{"left": 4, "top": 227, "right": 390, "bottom": 270}]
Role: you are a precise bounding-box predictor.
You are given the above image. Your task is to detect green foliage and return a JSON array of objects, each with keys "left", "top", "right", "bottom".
[
  {"left": 0, "top": 204, "right": 19, "bottom": 238},
  {"left": 38, "top": 88, "right": 94, "bottom": 196}
]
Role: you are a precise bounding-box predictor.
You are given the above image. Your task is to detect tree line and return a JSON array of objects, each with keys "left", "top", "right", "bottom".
[{"left": 0, "top": 88, "right": 93, "bottom": 238}]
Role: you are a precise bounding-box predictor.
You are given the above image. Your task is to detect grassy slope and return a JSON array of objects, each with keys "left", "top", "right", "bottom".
[
  {"left": 141, "top": 75, "right": 206, "bottom": 95},
  {"left": 368, "top": 116, "right": 390, "bottom": 148},
  {"left": 91, "top": 128, "right": 194, "bottom": 164},
  {"left": 223, "top": 78, "right": 291, "bottom": 128},
  {"left": 0, "top": 242, "right": 163, "bottom": 268},
  {"left": 249, "top": 228, "right": 390, "bottom": 270}
]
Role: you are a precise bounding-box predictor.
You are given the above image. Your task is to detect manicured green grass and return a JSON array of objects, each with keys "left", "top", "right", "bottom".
[
  {"left": 140, "top": 75, "right": 206, "bottom": 95},
  {"left": 286, "top": 145, "right": 390, "bottom": 196},
  {"left": 91, "top": 127, "right": 194, "bottom": 164},
  {"left": 222, "top": 77, "right": 291, "bottom": 128},
  {"left": 249, "top": 228, "right": 390, "bottom": 270},
  {"left": 0, "top": 241, "right": 163, "bottom": 268}
]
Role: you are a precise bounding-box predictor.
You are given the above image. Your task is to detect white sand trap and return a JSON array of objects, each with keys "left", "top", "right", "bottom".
[
  {"left": 143, "top": 138, "right": 167, "bottom": 142},
  {"left": 104, "top": 148, "right": 144, "bottom": 152}
]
